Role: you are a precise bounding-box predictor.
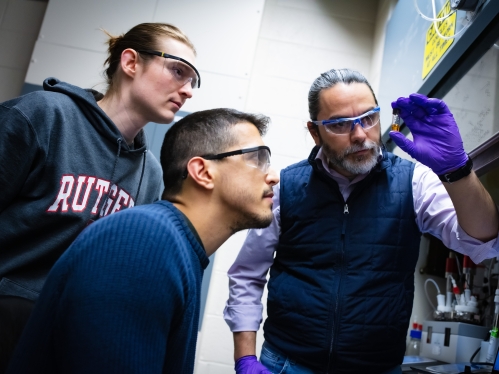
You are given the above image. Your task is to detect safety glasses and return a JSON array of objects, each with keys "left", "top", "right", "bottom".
[
  {"left": 137, "top": 50, "right": 201, "bottom": 89},
  {"left": 202, "top": 146, "right": 271, "bottom": 174},
  {"left": 311, "top": 106, "right": 380, "bottom": 135}
]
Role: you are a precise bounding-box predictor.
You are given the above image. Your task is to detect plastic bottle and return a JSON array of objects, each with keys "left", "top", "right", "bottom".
[
  {"left": 486, "top": 289, "right": 499, "bottom": 363},
  {"left": 487, "top": 328, "right": 499, "bottom": 363},
  {"left": 406, "top": 326, "right": 423, "bottom": 356}
]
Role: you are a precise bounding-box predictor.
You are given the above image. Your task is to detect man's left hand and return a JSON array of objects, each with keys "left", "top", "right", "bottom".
[
  {"left": 235, "top": 355, "right": 271, "bottom": 374},
  {"left": 389, "top": 93, "right": 468, "bottom": 175}
]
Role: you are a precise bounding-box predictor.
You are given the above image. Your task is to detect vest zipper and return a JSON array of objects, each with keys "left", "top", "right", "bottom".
[
  {"left": 342, "top": 204, "right": 348, "bottom": 235},
  {"left": 327, "top": 201, "right": 349, "bottom": 373}
]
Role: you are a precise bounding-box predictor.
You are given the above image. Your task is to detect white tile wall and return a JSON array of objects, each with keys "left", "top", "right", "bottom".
[
  {"left": 0, "top": 65, "right": 25, "bottom": 101},
  {"left": 0, "top": 0, "right": 9, "bottom": 26},
  {"left": 263, "top": 115, "right": 314, "bottom": 161},
  {"left": 195, "top": 361, "right": 234, "bottom": 374},
  {"left": 26, "top": 42, "right": 106, "bottom": 88},
  {"left": 181, "top": 72, "right": 249, "bottom": 114},
  {"left": 274, "top": 0, "right": 380, "bottom": 22},
  {"left": 198, "top": 315, "right": 238, "bottom": 364},
  {"left": 0, "top": 29, "right": 38, "bottom": 70},
  {"left": 195, "top": 231, "right": 249, "bottom": 372},
  {"left": 155, "top": 0, "right": 265, "bottom": 80},
  {"left": 38, "top": 0, "right": 157, "bottom": 52},
  {"left": 0, "top": 0, "right": 47, "bottom": 100},
  {"left": 271, "top": 152, "right": 309, "bottom": 174},
  {"left": 252, "top": 39, "right": 372, "bottom": 85},
  {"left": 246, "top": 75, "right": 310, "bottom": 118},
  {"left": 369, "top": 0, "right": 398, "bottom": 95},
  {"left": 195, "top": 229, "right": 271, "bottom": 373},
  {"left": 259, "top": 5, "right": 375, "bottom": 56},
  {"left": 1, "top": 0, "right": 46, "bottom": 32}
]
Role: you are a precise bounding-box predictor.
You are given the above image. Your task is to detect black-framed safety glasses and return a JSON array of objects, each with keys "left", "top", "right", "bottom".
[
  {"left": 202, "top": 146, "right": 271, "bottom": 174},
  {"left": 137, "top": 49, "right": 201, "bottom": 89}
]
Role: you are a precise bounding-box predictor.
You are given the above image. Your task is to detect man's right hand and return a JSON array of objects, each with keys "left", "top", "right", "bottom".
[
  {"left": 390, "top": 93, "right": 468, "bottom": 175},
  {"left": 235, "top": 355, "right": 271, "bottom": 374}
]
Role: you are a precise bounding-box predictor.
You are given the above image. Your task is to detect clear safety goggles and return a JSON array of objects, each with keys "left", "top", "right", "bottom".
[
  {"left": 137, "top": 50, "right": 201, "bottom": 89},
  {"left": 311, "top": 106, "right": 380, "bottom": 135},
  {"left": 202, "top": 146, "right": 271, "bottom": 174}
]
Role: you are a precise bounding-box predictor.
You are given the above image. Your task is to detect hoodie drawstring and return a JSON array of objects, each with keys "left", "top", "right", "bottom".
[
  {"left": 98, "top": 138, "right": 147, "bottom": 218},
  {"left": 135, "top": 149, "right": 147, "bottom": 203},
  {"left": 99, "top": 138, "right": 122, "bottom": 218},
  {"left": 109, "top": 138, "right": 122, "bottom": 184}
]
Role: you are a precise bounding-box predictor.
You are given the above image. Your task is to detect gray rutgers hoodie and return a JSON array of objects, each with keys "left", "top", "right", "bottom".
[{"left": 0, "top": 78, "right": 163, "bottom": 300}]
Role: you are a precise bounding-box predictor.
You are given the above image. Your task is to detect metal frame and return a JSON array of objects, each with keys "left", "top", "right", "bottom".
[{"left": 469, "top": 132, "right": 499, "bottom": 177}]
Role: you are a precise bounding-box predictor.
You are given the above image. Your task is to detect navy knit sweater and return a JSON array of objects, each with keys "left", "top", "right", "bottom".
[{"left": 7, "top": 200, "right": 209, "bottom": 374}]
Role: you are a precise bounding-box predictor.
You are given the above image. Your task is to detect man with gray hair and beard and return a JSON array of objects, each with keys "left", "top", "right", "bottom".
[{"left": 224, "top": 68, "right": 499, "bottom": 374}]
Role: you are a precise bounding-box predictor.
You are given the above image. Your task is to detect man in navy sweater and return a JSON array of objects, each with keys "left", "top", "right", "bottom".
[{"left": 7, "top": 108, "right": 279, "bottom": 374}]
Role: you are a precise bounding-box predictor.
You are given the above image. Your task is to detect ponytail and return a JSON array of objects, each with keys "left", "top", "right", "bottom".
[{"left": 101, "top": 23, "right": 195, "bottom": 92}]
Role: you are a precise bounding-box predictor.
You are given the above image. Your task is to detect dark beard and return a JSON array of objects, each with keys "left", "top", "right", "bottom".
[{"left": 229, "top": 209, "right": 274, "bottom": 235}]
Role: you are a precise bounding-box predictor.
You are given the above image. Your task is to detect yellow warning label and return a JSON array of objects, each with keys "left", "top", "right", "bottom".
[{"left": 422, "top": 0, "right": 456, "bottom": 79}]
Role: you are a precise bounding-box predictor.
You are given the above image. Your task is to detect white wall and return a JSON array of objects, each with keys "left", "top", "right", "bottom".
[
  {"left": 370, "top": 0, "right": 397, "bottom": 95},
  {"left": 0, "top": 0, "right": 47, "bottom": 101},
  {"left": 26, "top": 0, "right": 265, "bottom": 113}
]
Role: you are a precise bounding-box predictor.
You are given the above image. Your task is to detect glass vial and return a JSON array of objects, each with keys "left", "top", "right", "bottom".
[{"left": 392, "top": 108, "right": 402, "bottom": 132}]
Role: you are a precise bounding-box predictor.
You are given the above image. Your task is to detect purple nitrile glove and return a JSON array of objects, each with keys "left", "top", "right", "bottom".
[
  {"left": 235, "top": 355, "right": 272, "bottom": 374},
  {"left": 390, "top": 93, "right": 468, "bottom": 175}
]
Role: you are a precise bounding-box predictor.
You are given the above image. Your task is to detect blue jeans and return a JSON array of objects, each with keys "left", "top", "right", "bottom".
[{"left": 259, "top": 341, "right": 402, "bottom": 374}]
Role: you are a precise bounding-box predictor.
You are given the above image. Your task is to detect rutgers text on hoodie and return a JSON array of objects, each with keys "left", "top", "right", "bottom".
[{"left": 0, "top": 78, "right": 163, "bottom": 300}]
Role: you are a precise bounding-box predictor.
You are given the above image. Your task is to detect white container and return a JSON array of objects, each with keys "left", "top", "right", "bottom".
[{"left": 420, "top": 321, "right": 488, "bottom": 363}]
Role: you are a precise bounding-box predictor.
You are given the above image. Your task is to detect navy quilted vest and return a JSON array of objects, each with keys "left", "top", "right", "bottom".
[{"left": 264, "top": 147, "right": 421, "bottom": 374}]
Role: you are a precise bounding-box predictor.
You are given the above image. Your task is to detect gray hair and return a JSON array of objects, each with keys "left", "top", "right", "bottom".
[{"left": 308, "top": 69, "right": 378, "bottom": 121}]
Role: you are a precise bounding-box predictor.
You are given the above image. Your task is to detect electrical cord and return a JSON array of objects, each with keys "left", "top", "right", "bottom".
[
  {"left": 457, "top": 363, "right": 493, "bottom": 374},
  {"left": 430, "top": 0, "right": 481, "bottom": 41},
  {"left": 413, "top": 0, "right": 484, "bottom": 41},
  {"left": 424, "top": 278, "right": 441, "bottom": 310},
  {"left": 413, "top": 0, "right": 456, "bottom": 21},
  {"left": 488, "top": 257, "right": 495, "bottom": 298},
  {"left": 470, "top": 346, "right": 481, "bottom": 363},
  {"left": 464, "top": 362, "right": 493, "bottom": 366},
  {"left": 455, "top": 255, "right": 462, "bottom": 278}
]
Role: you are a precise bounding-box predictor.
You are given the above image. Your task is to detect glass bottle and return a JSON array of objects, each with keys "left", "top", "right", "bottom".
[{"left": 406, "top": 328, "right": 422, "bottom": 356}]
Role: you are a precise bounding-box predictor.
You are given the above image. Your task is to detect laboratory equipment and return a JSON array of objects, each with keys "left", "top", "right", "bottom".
[
  {"left": 405, "top": 323, "right": 423, "bottom": 356},
  {"left": 450, "top": 0, "right": 480, "bottom": 11},
  {"left": 420, "top": 320, "right": 489, "bottom": 363},
  {"left": 391, "top": 108, "right": 402, "bottom": 132},
  {"left": 463, "top": 256, "right": 476, "bottom": 294},
  {"left": 486, "top": 289, "right": 499, "bottom": 363}
]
